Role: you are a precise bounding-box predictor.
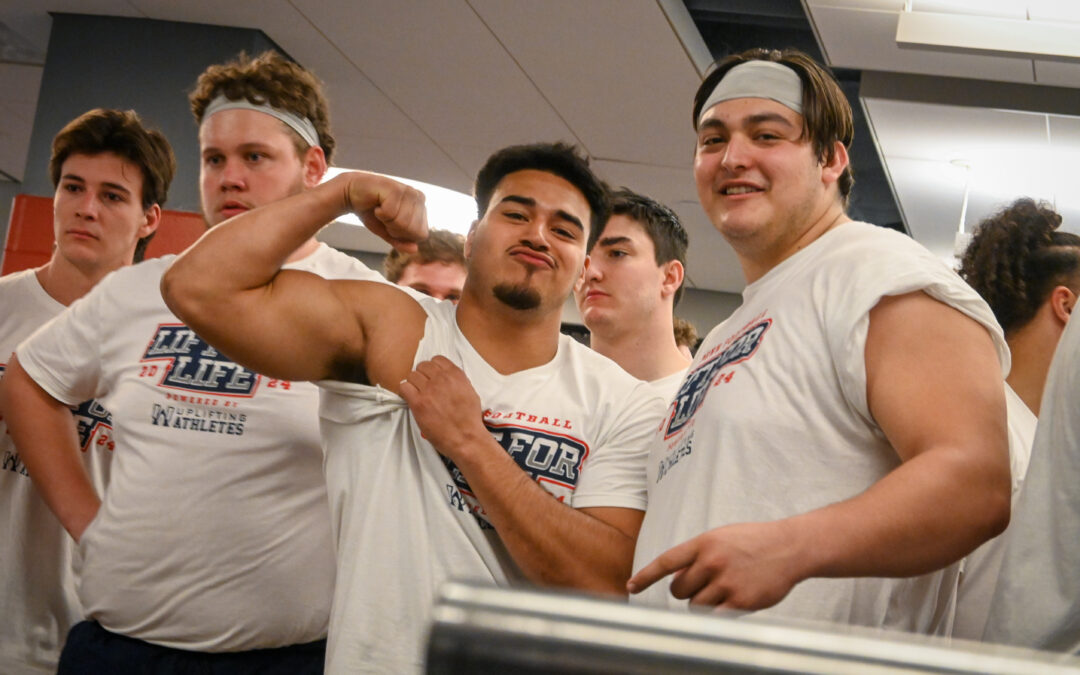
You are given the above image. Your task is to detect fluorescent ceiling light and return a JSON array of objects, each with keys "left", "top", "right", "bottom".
[
  {"left": 321, "top": 167, "right": 476, "bottom": 236},
  {"left": 896, "top": 10, "right": 1080, "bottom": 61}
]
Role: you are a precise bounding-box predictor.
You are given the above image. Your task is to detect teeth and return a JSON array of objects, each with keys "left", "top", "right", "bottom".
[{"left": 723, "top": 186, "right": 760, "bottom": 195}]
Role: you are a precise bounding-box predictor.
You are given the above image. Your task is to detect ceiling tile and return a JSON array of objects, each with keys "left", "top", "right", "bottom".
[
  {"left": 468, "top": 0, "right": 700, "bottom": 167},
  {"left": 810, "top": 5, "right": 1036, "bottom": 82}
]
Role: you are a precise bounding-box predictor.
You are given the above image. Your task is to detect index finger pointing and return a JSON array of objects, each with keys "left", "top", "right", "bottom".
[{"left": 627, "top": 539, "right": 699, "bottom": 594}]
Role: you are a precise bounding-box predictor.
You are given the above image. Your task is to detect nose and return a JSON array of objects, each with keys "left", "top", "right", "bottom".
[
  {"left": 219, "top": 157, "right": 247, "bottom": 191},
  {"left": 75, "top": 190, "right": 99, "bottom": 220},
  {"left": 519, "top": 217, "right": 550, "bottom": 250},
  {"left": 583, "top": 255, "right": 602, "bottom": 282},
  {"left": 720, "top": 133, "right": 751, "bottom": 172}
]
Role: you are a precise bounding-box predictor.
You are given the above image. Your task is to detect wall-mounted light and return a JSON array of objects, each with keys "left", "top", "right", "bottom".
[{"left": 896, "top": 6, "right": 1080, "bottom": 62}]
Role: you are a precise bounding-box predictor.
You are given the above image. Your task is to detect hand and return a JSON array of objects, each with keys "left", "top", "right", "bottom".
[
  {"left": 343, "top": 171, "right": 428, "bottom": 252},
  {"left": 627, "top": 520, "right": 804, "bottom": 609},
  {"left": 399, "top": 356, "right": 489, "bottom": 462}
]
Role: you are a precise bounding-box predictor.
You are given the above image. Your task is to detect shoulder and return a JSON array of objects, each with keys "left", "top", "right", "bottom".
[
  {"left": 0, "top": 268, "right": 35, "bottom": 294},
  {"left": 562, "top": 338, "right": 666, "bottom": 408}
]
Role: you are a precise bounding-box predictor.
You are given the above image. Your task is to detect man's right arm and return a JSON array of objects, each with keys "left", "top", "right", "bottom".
[
  {"left": 162, "top": 172, "right": 428, "bottom": 383},
  {"left": 0, "top": 355, "right": 99, "bottom": 542}
]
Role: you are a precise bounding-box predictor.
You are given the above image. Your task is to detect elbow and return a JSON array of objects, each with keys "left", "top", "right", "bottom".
[{"left": 160, "top": 260, "right": 209, "bottom": 326}]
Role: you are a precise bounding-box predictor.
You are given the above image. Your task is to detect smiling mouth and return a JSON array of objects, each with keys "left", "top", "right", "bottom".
[{"left": 720, "top": 185, "right": 764, "bottom": 195}]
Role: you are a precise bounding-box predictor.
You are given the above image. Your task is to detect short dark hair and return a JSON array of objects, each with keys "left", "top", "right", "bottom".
[
  {"left": 189, "top": 50, "right": 335, "bottom": 162},
  {"left": 692, "top": 48, "right": 854, "bottom": 205},
  {"left": 384, "top": 229, "right": 466, "bottom": 282},
  {"left": 473, "top": 142, "right": 610, "bottom": 249},
  {"left": 594, "top": 188, "right": 689, "bottom": 306},
  {"left": 959, "top": 198, "right": 1080, "bottom": 336},
  {"left": 49, "top": 108, "right": 176, "bottom": 262}
]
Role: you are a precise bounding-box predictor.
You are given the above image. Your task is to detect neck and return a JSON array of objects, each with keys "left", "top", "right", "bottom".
[
  {"left": 739, "top": 201, "right": 849, "bottom": 284},
  {"left": 589, "top": 315, "right": 690, "bottom": 381},
  {"left": 35, "top": 256, "right": 120, "bottom": 306},
  {"left": 1005, "top": 322, "right": 1058, "bottom": 417},
  {"left": 455, "top": 289, "right": 563, "bottom": 375}
]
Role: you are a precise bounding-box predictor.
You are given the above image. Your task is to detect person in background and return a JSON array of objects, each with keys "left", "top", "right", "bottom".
[
  {"left": 961, "top": 200, "right": 1080, "bottom": 649},
  {"left": 0, "top": 51, "right": 395, "bottom": 674},
  {"left": 0, "top": 108, "right": 174, "bottom": 675},
  {"left": 673, "top": 317, "right": 698, "bottom": 360},
  {"left": 575, "top": 188, "right": 691, "bottom": 401},
  {"left": 628, "top": 47, "right": 1010, "bottom": 635},
  {"left": 384, "top": 228, "right": 467, "bottom": 302}
]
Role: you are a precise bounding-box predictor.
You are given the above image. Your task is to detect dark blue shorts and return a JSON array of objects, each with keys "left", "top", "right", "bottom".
[{"left": 58, "top": 620, "right": 326, "bottom": 675}]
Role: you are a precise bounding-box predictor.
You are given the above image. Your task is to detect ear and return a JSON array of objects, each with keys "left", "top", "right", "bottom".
[
  {"left": 301, "top": 145, "right": 328, "bottom": 189},
  {"left": 1049, "top": 285, "right": 1077, "bottom": 324},
  {"left": 464, "top": 220, "right": 479, "bottom": 259},
  {"left": 575, "top": 256, "right": 591, "bottom": 293},
  {"left": 821, "top": 140, "right": 849, "bottom": 187},
  {"left": 659, "top": 259, "right": 685, "bottom": 301},
  {"left": 139, "top": 204, "right": 162, "bottom": 239}
]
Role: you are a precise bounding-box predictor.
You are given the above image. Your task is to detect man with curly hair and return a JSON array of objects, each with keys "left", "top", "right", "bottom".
[{"left": 1, "top": 51, "right": 404, "bottom": 673}]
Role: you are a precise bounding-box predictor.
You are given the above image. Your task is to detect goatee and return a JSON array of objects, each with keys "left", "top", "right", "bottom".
[{"left": 493, "top": 282, "right": 541, "bottom": 310}]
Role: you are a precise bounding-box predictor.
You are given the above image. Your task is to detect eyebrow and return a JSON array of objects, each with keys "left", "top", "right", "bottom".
[
  {"left": 698, "top": 111, "right": 796, "bottom": 133},
  {"left": 60, "top": 174, "right": 132, "bottom": 196},
  {"left": 499, "top": 194, "right": 584, "bottom": 232},
  {"left": 598, "top": 235, "right": 632, "bottom": 248}
]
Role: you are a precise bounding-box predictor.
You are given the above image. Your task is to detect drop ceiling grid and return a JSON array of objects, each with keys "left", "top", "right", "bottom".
[{"left": 468, "top": 0, "right": 702, "bottom": 169}]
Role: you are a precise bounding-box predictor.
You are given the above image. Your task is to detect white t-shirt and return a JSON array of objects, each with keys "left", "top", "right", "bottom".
[
  {"left": 984, "top": 314, "right": 1080, "bottom": 652},
  {"left": 318, "top": 297, "right": 666, "bottom": 674},
  {"left": 952, "top": 384, "right": 1036, "bottom": 640},
  {"left": 16, "top": 244, "right": 383, "bottom": 652},
  {"left": 650, "top": 368, "right": 687, "bottom": 405},
  {"left": 632, "top": 222, "right": 1007, "bottom": 635},
  {"left": 0, "top": 269, "right": 113, "bottom": 674}
]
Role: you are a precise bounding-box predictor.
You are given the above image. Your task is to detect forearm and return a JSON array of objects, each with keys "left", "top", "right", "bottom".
[
  {"left": 0, "top": 357, "right": 100, "bottom": 541},
  {"left": 163, "top": 175, "right": 351, "bottom": 313},
  {"left": 454, "top": 443, "right": 639, "bottom": 595},
  {"left": 787, "top": 444, "right": 1010, "bottom": 582}
]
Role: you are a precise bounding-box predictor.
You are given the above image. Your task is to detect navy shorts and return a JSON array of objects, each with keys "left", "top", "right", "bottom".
[{"left": 58, "top": 620, "right": 326, "bottom": 675}]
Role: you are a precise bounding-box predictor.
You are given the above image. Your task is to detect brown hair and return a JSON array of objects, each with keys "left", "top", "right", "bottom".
[
  {"left": 189, "top": 50, "right": 335, "bottom": 162},
  {"left": 49, "top": 108, "right": 176, "bottom": 262},
  {"left": 692, "top": 48, "right": 854, "bottom": 204},
  {"left": 959, "top": 198, "right": 1080, "bottom": 336},
  {"left": 384, "top": 229, "right": 467, "bottom": 282},
  {"left": 673, "top": 316, "right": 699, "bottom": 350}
]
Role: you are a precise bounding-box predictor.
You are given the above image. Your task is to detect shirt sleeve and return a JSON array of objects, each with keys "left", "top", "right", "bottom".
[{"left": 17, "top": 280, "right": 110, "bottom": 406}]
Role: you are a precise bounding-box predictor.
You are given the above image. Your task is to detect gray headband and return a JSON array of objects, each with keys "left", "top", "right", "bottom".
[
  {"left": 203, "top": 94, "right": 320, "bottom": 149},
  {"left": 697, "top": 60, "right": 804, "bottom": 126}
]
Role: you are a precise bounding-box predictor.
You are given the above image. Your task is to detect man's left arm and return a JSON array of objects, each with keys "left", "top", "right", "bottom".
[
  {"left": 401, "top": 356, "right": 648, "bottom": 596},
  {"left": 630, "top": 290, "right": 1011, "bottom": 607}
]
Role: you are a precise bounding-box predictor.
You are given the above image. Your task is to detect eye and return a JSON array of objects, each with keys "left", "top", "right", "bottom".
[
  {"left": 245, "top": 151, "right": 265, "bottom": 162},
  {"left": 609, "top": 249, "right": 628, "bottom": 258},
  {"left": 204, "top": 154, "right": 223, "bottom": 167},
  {"left": 504, "top": 210, "right": 528, "bottom": 221},
  {"left": 63, "top": 183, "right": 82, "bottom": 193},
  {"left": 553, "top": 226, "right": 577, "bottom": 239},
  {"left": 103, "top": 192, "right": 125, "bottom": 203}
]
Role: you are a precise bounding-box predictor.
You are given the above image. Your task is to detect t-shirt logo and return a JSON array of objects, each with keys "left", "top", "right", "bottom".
[
  {"left": 140, "top": 324, "right": 259, "bottom": 396},
  {"left": 666, "top": 318, "right": 771, "bottom": 438},
  {"left": 444, "top": 421, "right": 590, "bottom": 528},
  {"left": 72, "top": 399, "right": 114, "bottom": 452}
]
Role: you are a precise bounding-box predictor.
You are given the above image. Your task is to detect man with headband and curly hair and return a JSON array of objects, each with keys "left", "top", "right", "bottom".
[
  {"left": 2, "top": 51, "right": 403, "bottom": 673},
  {"left": 628, "top": 48, "right": 1012, "bottom": 635}
]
